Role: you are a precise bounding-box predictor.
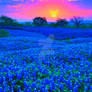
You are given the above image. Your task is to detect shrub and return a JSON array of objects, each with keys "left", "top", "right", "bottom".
[
  {"left": 87, "top": 23, "right": 92, "bottom": 28},
  {"left": 32, "top": 17, "right": 47, "bottom": 26},
  {"left": 0, "top": 15, "right": 16, "bottom": 26},
  {"left": 0, "top": 29, "right": 10, "bottom": 37},
  {"left": 71, "top": 16, "right": 84, "bottom": 28},
  {"left": 56, "top": 18, "right": 68, "bottom": 27}
]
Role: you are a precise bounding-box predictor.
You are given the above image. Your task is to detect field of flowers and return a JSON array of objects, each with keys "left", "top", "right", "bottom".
[{"left": 0, "top": 28, "right": 92, "bottom": 92}]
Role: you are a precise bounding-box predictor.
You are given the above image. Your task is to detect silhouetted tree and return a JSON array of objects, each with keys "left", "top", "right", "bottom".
[
  {"left": 71, "top": 16, "right": 84, "bottom": 28},
  {"left": 33, "top": 17, "right": 47, "bottom": 26},
  {"left": 56, "top": 18, "right": 68, "bottom": 27},
  {"left": 0, "top": 15, "right": 16, "bottom": 25}
]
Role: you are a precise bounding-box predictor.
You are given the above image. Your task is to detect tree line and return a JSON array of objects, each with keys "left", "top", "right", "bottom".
[{"left": 0, "top": 15, "right": 92, "bottom": 28}]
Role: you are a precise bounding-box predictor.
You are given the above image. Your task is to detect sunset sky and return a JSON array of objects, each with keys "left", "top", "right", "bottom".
[{"left": 0, "top": 0, "right": 92, "bottom": 22}]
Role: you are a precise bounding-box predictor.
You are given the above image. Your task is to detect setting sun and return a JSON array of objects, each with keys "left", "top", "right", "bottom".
[
  {"left": 52, "top": 14, "right": 56, "bottom": 18},
  {"left": 49, "top": 10, "right": 58, "bottom": 18}
]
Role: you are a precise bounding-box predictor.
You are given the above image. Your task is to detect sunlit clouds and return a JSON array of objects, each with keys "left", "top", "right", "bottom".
[{"left": 0, "top": 0, "right": 92, "bottom": 21}]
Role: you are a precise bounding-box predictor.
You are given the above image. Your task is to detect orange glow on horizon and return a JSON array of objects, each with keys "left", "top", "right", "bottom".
[{"left": 5, "top": 0, "right": 92, "bottom": 22}]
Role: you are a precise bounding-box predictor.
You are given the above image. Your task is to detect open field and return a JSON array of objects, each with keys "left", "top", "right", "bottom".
[
  {"left": 1, "top": 26, "right": 92, "bottom": 40},
  {"left": 0, "top": 27, "right": 92, "bottom": 92}
]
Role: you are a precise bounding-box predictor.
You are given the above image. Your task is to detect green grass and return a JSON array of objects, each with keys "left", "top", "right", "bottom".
[{"left": 0, "top": 29, "right": 10, "bottom": 37}]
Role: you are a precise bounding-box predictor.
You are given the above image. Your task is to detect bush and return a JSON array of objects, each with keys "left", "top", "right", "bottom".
[
  {"left": 87, "top": 23, "right": 92, "bottom": 28},
  {"left": 56, "top": 18, "right": 68, "bottom": 27},
  {"left": 0, "top": 29, "right": 10, "bottom": 37},
  {"left": 32, "top": 17, "right": 47, "bottom": 26},
  {"left": 80, "top": 24, "right": 88, "bottom": 28},
  {"left": 0, "top": 16, "right": 15, "bottom": 26},
  {"left": 71, "top": 16, "right": 84, "bottom": 28}
]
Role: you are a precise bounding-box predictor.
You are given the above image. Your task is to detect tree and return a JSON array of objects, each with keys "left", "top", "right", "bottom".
[
  {"left": 71, "top": 16, "right": 84, "bottom": 28},
  {"left": 33, "top": 17, "right": 47, "bottom": 26},
  {"left": 0, "top": 15, "right": 16, "bottom": 25},
  {"left": 56, "top": 18, "right": 68, "bottom": 27}
]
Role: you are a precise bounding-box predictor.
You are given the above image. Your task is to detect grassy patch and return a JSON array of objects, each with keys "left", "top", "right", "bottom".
[{"left": 0, "top": 29, "right": 10, "bottom": 37}]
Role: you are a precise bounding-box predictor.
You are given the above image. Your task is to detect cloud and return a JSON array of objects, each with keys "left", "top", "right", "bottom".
[
  {"left": 68, "top": 0, "right": 92, "bottom": 9},
  {"left": 0, "top": 0, "right": 25, "bottom": 5},
  {"left": 0, "top": 0, "right": 92, "bottom": 21},
  {"left": 0, "top": 0, "right": 38, "bottom": 13}
]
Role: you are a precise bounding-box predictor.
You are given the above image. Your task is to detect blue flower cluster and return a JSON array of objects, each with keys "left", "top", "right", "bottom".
[
  {"left": 0, "top": 49, "right": 92, "bottom": 92},
  {"left": 0, "top": 29, "right": 92, "bottom": 91}
]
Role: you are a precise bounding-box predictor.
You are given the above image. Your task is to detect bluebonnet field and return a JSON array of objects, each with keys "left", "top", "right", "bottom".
[{"left": 0, "top": 27, "right": 92, "bottom": 92}]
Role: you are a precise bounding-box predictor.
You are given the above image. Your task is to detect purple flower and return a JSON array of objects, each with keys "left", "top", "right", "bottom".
[
  {"left": 49, "top": 85, "right": 53, "bottom": 92},
  {"left": 41, "top": 85, "right": 46, "bottom": 92},
  {"left": 84, "top": 85, "right": 88, "bottom": 92},
  {"left": 24, "top": 87, "right": 32, "bottom": 92},
  {"left": 44, "top": 88, "right": 48, "bottom": 92},
  {"left": 3, "top": 81, "right": 8, "bottom": 88},
  {"left": 0, "top": 86, "right": 3, "bottom": 92},
  {"left": 16, "top": 73, "right": 22, "bottom": 80},
  {"left": 12, "top": 80, "right": 16, "bottom": 87},
  {"left": 31, "top": 82, "right": 36, "bottom": 88},
  {"left": 68, "top": 81, "right": 73, "bottom": 90},
  {"left": 73, "top": 85, "right": 78, "bottom": 92},
  {"left": 60, "top": 83, "right": 64, "bottom": 90},
  {"left": 60, "top": 76, "right": 65, "bottom": 82},
  {"left": 17, "top": 86, "right": 22, "bottom": 92},
  {"left": 84, "top": 78, "right": 88, "bottom": 83},
  {"left": 0, "top": 77, "right": 3, "bottom": 83},
  {"left": 24, "top": 81, "right": 29, "bottom": 88},
  {"left": 78, "top": 78, "right": 83, "bottom": 83},
  {"left": 89, "top": 85, "right": 92, "bottom": 90},
  {"left": 10, "top": 86, "right": 14, "bottom": 92}
]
